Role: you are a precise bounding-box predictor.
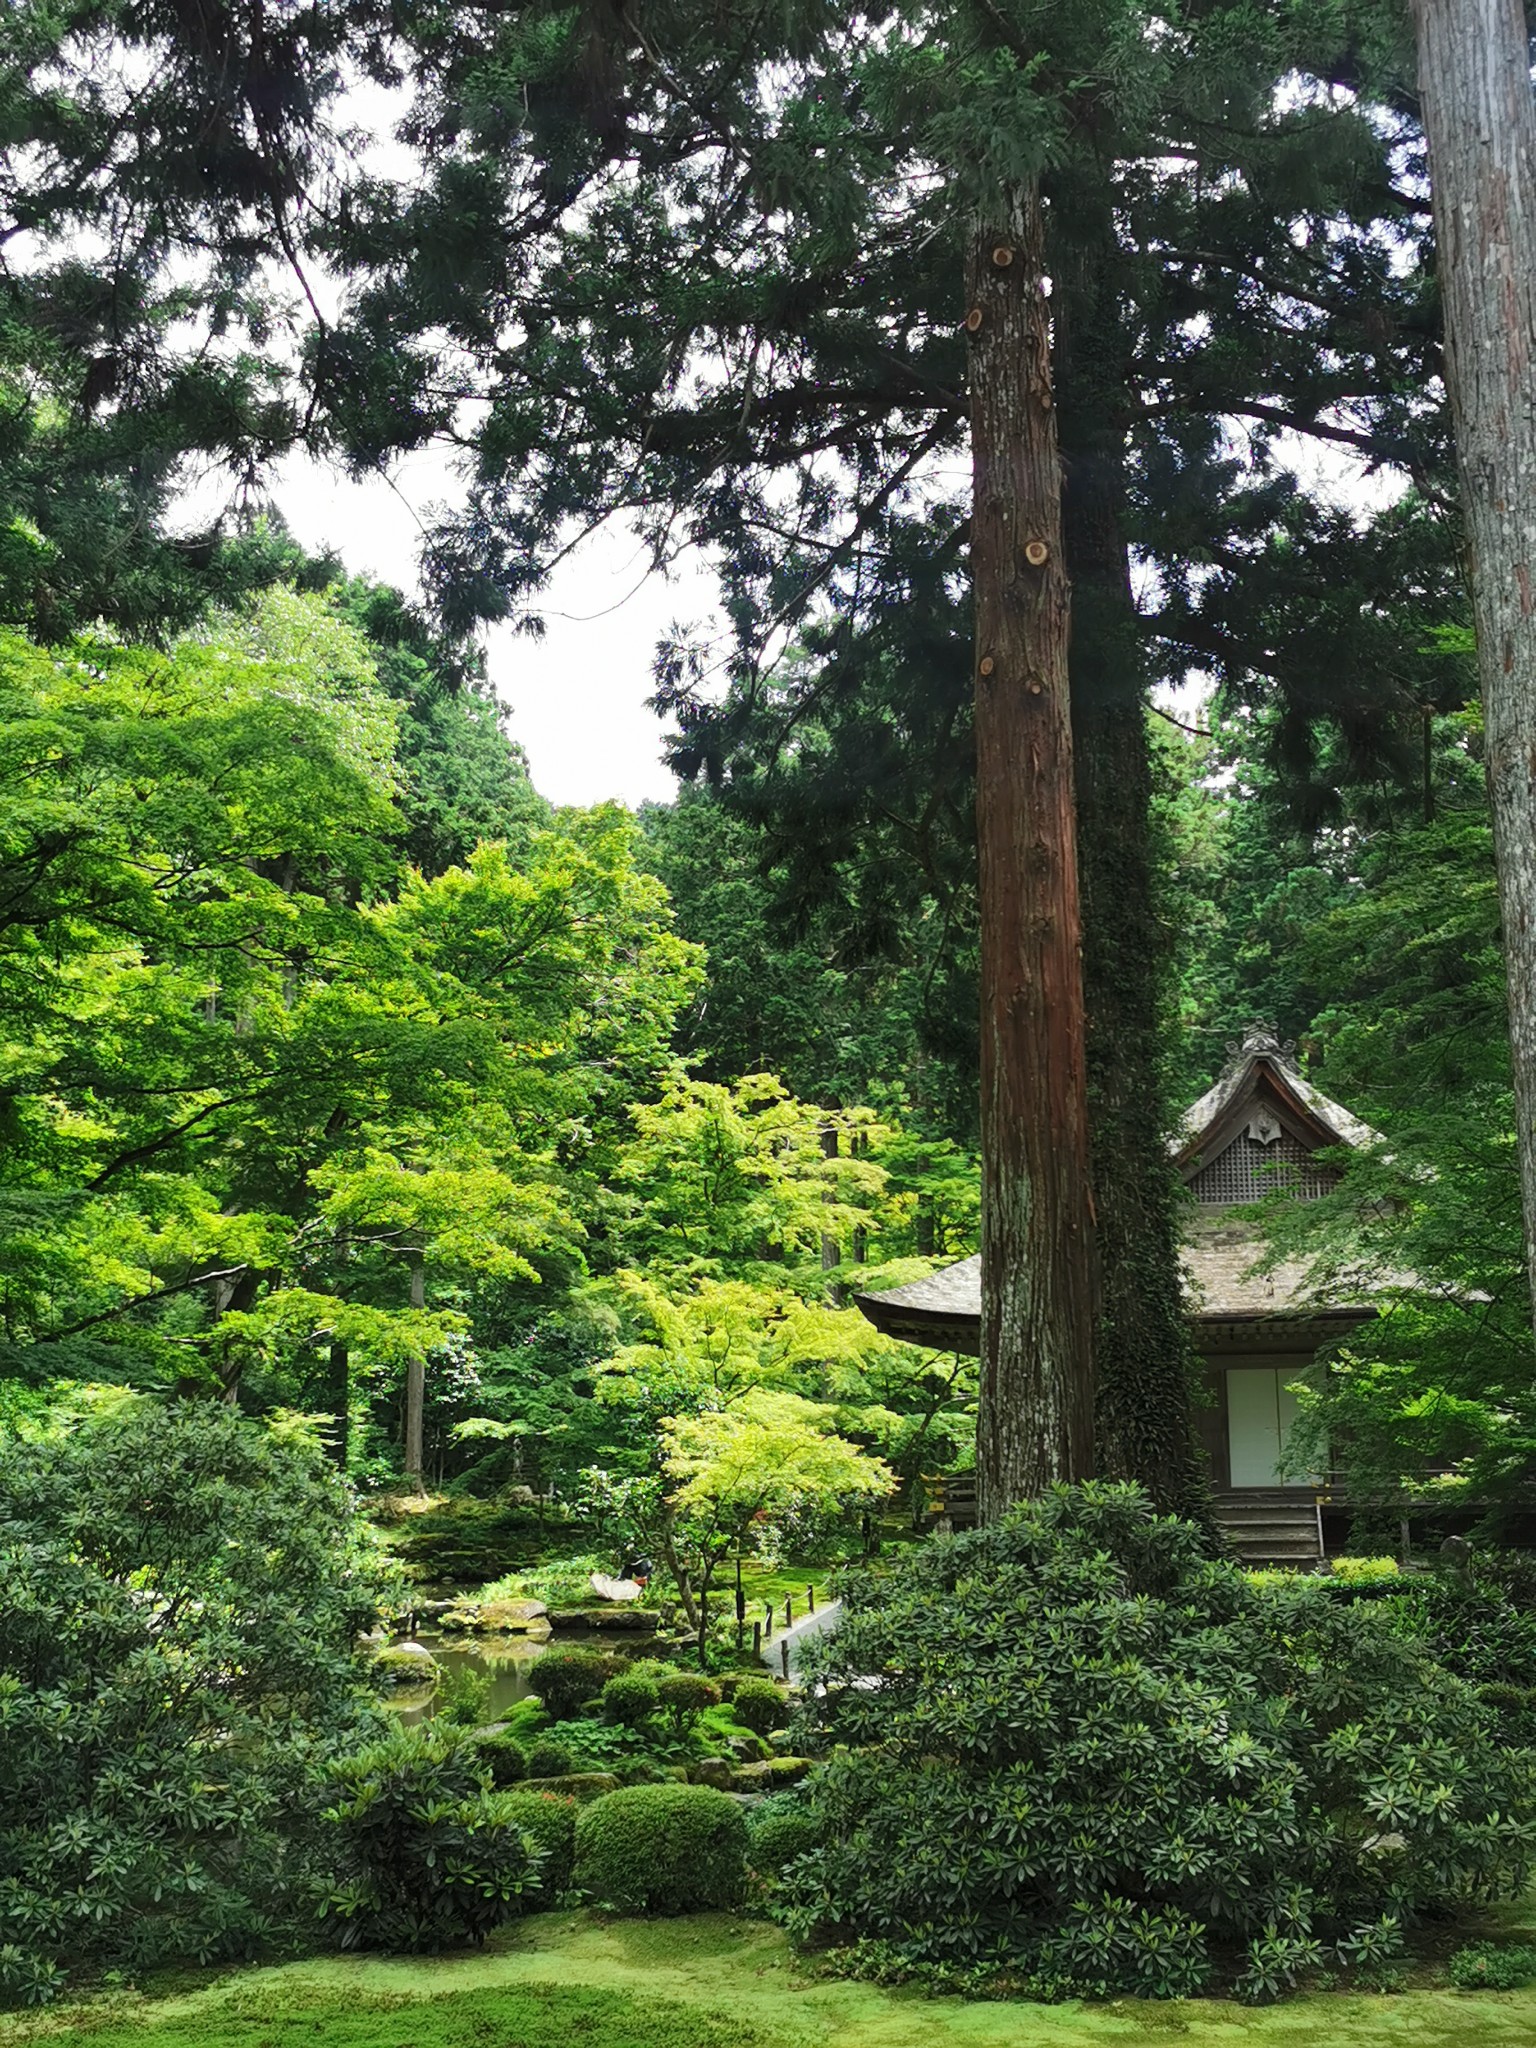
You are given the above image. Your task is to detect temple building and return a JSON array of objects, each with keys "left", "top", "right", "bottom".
[{"left": 854, "top": 1028, "right": 1390, "bottom": 1562}]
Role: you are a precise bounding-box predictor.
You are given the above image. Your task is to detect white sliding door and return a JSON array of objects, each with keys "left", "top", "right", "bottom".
[{"left": 1226, "top": 1364, "right": 1318, "bottom": 1488}]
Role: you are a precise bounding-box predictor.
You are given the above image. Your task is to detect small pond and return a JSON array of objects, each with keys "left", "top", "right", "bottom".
[{"left": 390, "top": 1628, "right": 614, "bottom": 1725}]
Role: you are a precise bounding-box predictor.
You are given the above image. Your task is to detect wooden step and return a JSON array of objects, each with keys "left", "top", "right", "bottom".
[{"left": 1214, "top": 1493, "right": 1322, "bottom": 1565}]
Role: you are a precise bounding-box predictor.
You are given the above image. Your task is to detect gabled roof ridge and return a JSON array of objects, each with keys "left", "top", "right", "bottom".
[{"left": 1170, "top": 1025, "right": 1382, "bottom": 1160}]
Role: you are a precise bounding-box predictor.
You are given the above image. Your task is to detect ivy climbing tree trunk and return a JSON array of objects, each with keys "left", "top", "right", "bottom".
[
  {"left": 1052, "top": 198, "right": 1214, "bottom": 1530},
  {"left": 968, "top": 186, "right": 1097, "bottom": 1520},
  {"left": 1410, "top": 0, "right": 1536, "bottom": 1345}
]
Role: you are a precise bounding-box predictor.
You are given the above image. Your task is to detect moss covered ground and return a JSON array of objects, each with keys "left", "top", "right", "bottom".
[{"left": 8, "top": 1913, "right": 1536, "bottom": 2048}]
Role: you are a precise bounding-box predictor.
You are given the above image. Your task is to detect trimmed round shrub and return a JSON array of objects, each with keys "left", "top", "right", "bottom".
[
  {"left": 319, "top": 1729, "right": 543, "bottom": 1950},
  {"left": 499, "top": 1790, "right": 579, "bottom": 1896},
  {"left": 532, "top": 1648, "right": 617, "bottom": 1720},
  {"left": 657, "top": 1670, "right": 720, "bottom": 1734},
  {"left": 574, "top": 1783, "right": 748, "bottom": 1913},
  {"left": 525, "top": 1736, "right": 576, "bottom": 1778},
  {"left": 780, "top": 1481, "right": 1536, "bottom": 2003},
  {"left": 746, "top": 1795, "right": 821, "bottom": 1878},
  {"left": 474, "top": 1730, "right": 527, "bottom": 1788},
  {"left": 732, "top": 1677, "right": 788, "bottom": 1736},
  {"left": 1329, "top": 1555, "right": 1400, "bottom": 1587},
  {"left": 602, "top": 1669, "right": 661, "bottom": 1728}
]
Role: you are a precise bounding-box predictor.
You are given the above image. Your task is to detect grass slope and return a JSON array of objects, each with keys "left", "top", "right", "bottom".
[{"left": 6, "top": 1915, "right": 1536, "bottom": 2048}]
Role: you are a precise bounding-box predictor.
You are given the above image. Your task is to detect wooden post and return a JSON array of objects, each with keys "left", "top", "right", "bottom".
[
  {"left": 967, "top": 188, "right": 1097, "bottom": 1520},
  {"left": 763, "top": 1600, "right": 773, "bottom": 1639},
  {"left": 752, "top": 1621, "right": 762, "bottom": 1658},
  {"left": 807, "top": 1583, "right": 815, "bottom": 1615},
  {"left": 779, "top": 1639, "right": 790, "bottom": 1681},
  {"left": 1410, "top": 0, "right": 1536, "bottom": 1352},
  {"left": 784, "top": 1595, "right": 792, "bottom": 1628}
]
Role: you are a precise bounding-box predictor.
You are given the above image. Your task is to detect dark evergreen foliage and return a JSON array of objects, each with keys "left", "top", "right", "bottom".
[
  {"left": 0, "top": 1405, "right": 385, "bottom": 1999},
  {"left": 783, "top": 1484, "right": 1536, "bottom": 2001}
]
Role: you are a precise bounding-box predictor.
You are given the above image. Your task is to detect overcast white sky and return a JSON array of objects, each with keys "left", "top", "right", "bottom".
[{"left": 271, "top": 448, "right": 721, "bottom": 811}]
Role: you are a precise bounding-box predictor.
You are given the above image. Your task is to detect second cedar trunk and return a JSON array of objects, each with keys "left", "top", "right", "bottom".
[{"left": 968, "top": 186, "right": 1097, "bottom": 1519}]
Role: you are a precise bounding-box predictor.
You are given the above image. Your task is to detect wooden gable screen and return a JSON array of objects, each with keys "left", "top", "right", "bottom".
[{"left": 1188, "top": 1129, "right": 1339, "bottom": 1206}]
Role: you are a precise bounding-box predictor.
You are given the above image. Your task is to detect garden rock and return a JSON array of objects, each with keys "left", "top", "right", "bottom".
[
  {"left": 475, "top": 1598, "right": 549, "bottom": 1631},
  {"left": 731, "top": 1757, "right": 812, "bottom": 1790},
  {"left": 688, "top": 1758, "right": 736, "bottom": 1790},
  {"left": 520, "top": 1771, "right": 620, "bottom": 1801},
  {"left": 373, "top": 1641, "right": 439, "bottom": 1683}
]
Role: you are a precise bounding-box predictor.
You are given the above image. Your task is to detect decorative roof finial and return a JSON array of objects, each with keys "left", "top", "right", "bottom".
[{"left": 1223, "top": 1022, "right": 1296, "bottom": 1066}]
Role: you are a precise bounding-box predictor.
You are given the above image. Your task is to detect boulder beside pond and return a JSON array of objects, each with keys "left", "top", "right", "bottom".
[
  {"left": 373, "top": 1640, "right": 440, "bottom": 1684},
  {"left": 439, "top": 1597, "right": 549, "bottom": 1633},
  {"left": 548, "top": 1606, "right": 658, "bottom": 1632}
]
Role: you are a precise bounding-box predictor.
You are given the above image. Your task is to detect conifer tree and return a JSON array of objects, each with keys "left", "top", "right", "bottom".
[
  {"left": 1409, "top": 0, "right": 1536, "bottom": 1345},
  {"left": 8, "top": 0, "right": 1470, "bottom": 1517}
]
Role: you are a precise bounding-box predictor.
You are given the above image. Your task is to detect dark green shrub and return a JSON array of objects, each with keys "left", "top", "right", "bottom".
[
  {"left": 319, "top": 1728, "right": 542, "bottom": 1950},
  {"left": 602, "top": 1669, "right": 661, "bottom": 1727},
  {"left": 746, "top": 1795, "right": 821, "bottom": 1877},
  {"left": 1474, "top": 1681, "right": 1536, "bottom": 1742},
  {"left": 574, "top": 1783, "right": 747, "bottom": 1913},
  {"left": 499, "top": 1791, "right": 579, "bottom": 1897},
  {"left": 474, "top": 1729, "right": 527, "bottom": 1788},
  {"left": 1394, "top": 1574, "right": 1536, "bottom": 1740},
  {"left": 657, "top": 1670, "right": 720, "bottom": 1734},
  {"left": 533, "top": 1648, "right": 616, "bottom": 1720},
  {"left": 525, "top": 1736, "right": 576, "bottom": 1778},
  {"left": 0, "top": 1407, "right": 384, "bottom": 2003},
  {"left": 780, "top": 1482, "right": 1536, "bottom": 2003},
  {"left": 619, "top": 1758, "right": 670, "bottom": 1786},
  {"left": 732, "top": 1677, "right": 788, "bottom": 1735},
  {"left": 1448, "top": 1941, "right": 1536, "bottom": 1990}
]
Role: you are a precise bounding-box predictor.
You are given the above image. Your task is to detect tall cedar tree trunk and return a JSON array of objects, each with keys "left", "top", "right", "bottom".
[
  {"left": 968, "top": 188, "right": 1097, "bottom": 1518},
  {"left": 1053, "top": 204, "right": 1215, "bottom": 1529},
  {"left": 1411, "top": 0, "right": 1536, "bottom": 1344}
]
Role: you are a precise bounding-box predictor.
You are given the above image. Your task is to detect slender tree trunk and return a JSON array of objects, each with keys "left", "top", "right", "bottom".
[
  {"left": 967, "top": 186, "right": 1097, "bottom": 1520},
  {"left": 210, "top": 1266, "right": 260, "bottom": 1405},
  {"left": 404, "top": 1251, "right": 426, "bottom": 1491},
  {"left": 327, "top": 1341, "right": 350, "bottom": 1470},
  {"left": 1052, "top": 203, "right": 1215, "bottom": 1532},
  {"left": 1411, "top": 0, "right": 1536, "bottom": 1343}
]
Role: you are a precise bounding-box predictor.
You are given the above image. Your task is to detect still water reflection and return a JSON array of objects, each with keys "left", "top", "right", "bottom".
[{"left": 392, "top": 1629, "right": 610, "bottom": 1725}]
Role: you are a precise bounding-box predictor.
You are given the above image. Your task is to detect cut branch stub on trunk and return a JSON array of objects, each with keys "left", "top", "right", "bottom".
[{"left": 967, "top": 186, "right": 1097, "bottom": 1521}]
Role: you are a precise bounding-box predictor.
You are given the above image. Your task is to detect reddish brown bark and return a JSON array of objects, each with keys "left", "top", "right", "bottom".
[
  {"left": 1411, "top": 0, "right": 1536, "bottom": 1342},
  {"left": 968, "top": 186, "right": 1097, "bottom": 1520}
]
